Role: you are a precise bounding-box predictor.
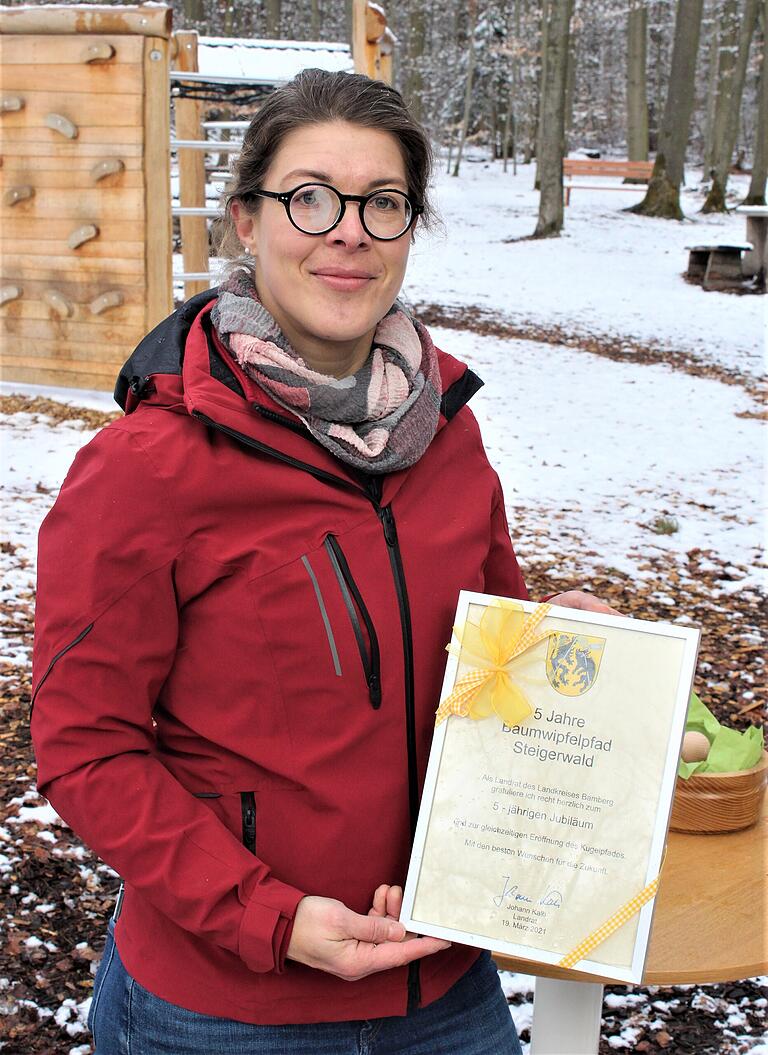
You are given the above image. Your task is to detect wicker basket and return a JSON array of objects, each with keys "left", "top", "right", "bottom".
[{"left": 670, "top": 751, "right": 768, "bottom": 834}]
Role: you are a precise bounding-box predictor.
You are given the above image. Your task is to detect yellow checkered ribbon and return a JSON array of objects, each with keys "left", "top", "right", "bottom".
[
  {"left": 557, "top": 868, "right": 662, "bottom": 970},
  {"left": 435, "top": 601, "right": 553, "bottom": 728}
]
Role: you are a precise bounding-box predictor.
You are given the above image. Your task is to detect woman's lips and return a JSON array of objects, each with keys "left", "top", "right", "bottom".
[{"left": 311, "top": 269, "right": 376, "bottom": 292}]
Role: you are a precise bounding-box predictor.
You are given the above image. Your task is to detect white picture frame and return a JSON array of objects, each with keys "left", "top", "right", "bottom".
[{"left": 401, "top": 592, "right": 700, "bottom": 983}]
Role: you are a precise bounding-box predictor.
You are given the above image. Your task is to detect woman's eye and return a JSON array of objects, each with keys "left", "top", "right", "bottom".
[
  {"left": 296, "top": 191, "right": 318, "bottom": 207},
  {"left": 371, "top": 195, "right": 400, "bottom": 211}
]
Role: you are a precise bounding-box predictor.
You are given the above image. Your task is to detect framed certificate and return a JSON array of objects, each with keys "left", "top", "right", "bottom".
[{"left": 401, "top": 593, "right": 700, "bottom": 983}]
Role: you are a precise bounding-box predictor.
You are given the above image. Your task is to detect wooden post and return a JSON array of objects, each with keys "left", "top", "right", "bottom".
[
  {"left": 365, "top": 2, "right": 387, "bottom": 80},
  {"left": 351, "top": 0, "right": 368, "bottom": 74},
  {"left": 143, "top": 34, "right": 173, "bottom": 327},
  {"left": 379, "top": 28, "right": 395, "bottom": 85},
  {"left": 174, "top": 31, "right": 209, "bottom": 299}
]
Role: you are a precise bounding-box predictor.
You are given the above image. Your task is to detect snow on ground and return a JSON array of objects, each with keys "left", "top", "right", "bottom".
[
  {"left": 404, "top": 159, "right": 766, "bottom": 383},
  {"left": 432, "top": 326, "right": 765, "bottom": 588}
]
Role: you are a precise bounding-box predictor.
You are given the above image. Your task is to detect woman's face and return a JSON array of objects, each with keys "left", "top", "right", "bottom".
[{"left": 231, "top": 120, "right": 413, "bottom": 377}]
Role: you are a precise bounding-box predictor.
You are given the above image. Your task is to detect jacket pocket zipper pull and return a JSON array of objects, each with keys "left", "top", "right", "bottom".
[{"left": 240, "top": 791, "right": 256, "bottom": 855}]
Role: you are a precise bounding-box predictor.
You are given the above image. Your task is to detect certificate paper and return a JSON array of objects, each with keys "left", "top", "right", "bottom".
[{"left": 401, "top": 593, "right": 700, "bottom": 983}]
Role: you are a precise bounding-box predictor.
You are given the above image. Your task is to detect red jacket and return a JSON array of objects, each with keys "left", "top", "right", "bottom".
[{"left": 31, "top": 292, "right": 527, "bottom": 1024}]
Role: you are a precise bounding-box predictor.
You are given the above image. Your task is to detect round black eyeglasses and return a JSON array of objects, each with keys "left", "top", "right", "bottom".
[{"left": 243, "top": 183, "right": 423, "bottom": 241}]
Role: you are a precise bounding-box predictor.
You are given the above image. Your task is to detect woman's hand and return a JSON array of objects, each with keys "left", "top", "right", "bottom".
[
  {"left": 286, "top": 892, "right": 450, "bottom": 981},
  {"left": 547, "top": 590, "right": 621, "bottom": 616}
]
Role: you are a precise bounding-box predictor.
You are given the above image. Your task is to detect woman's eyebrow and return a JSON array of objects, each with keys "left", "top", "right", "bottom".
[{"left": 280, "top": 169, "right": 408, "bottom": 191}]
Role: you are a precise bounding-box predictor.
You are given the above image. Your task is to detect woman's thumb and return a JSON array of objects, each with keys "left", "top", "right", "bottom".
[{"left": 347, "top": 908, "right": 406, "bottom": 944}]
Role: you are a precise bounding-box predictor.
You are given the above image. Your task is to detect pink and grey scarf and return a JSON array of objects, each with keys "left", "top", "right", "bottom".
[{"left": 211, "top": 269, "right": 441, "bottom": 474}]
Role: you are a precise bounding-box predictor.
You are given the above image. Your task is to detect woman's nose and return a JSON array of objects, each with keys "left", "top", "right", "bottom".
[{"left": 326, "top": 203, "right": 372, "bottom": 248}]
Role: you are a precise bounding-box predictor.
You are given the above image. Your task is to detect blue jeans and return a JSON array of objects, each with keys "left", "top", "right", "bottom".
[{"left": 88, "top": 919, "right": 522, "bottom": 1055}]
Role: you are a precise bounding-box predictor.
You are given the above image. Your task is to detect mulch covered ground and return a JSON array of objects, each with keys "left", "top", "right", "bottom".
[{"left": 0, "top": 393, "right": 765, "bottom": 1054}]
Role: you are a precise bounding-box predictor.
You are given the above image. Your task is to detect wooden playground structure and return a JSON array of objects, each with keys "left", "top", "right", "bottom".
[{"left": 0, "top": 1, "right": 393, "bottom": 391}]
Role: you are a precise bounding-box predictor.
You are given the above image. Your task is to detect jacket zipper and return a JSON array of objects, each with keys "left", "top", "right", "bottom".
[
  {"left": 324, "top": 535, "right": 381, "bottom": 709},
  {"left": 192, "top": 413, "right": 422, "bottom": 1008},
  {"left": 376, "top": 503, "right": 422, "bottom": 1013},
  {"left": 240, "top": 791, "right": 256, "bottom": 855},
  {"left": 30, "top": 623, "right": 94, "bottom": 717}
]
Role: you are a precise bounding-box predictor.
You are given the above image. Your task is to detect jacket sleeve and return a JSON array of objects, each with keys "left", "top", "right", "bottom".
[
  {"left": 483, "top": 478, "right": 529, "bottom": 601},
  {"left": 31, "top": 425, "right": 305, "bottom": 974}
]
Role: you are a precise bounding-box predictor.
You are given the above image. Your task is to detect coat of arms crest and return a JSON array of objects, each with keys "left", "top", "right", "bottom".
[{"left": 546, "top": 633, "right": 606, "bottom": 697}]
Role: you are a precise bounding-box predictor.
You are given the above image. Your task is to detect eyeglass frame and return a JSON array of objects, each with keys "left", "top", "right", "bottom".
[{"left": 240, "top": 182, "right": 424, "bottom": 241}]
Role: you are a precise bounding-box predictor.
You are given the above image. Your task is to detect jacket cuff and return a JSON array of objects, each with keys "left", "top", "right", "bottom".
[{"left": 238, "top": 881, "right": 305, "bottom": 974}]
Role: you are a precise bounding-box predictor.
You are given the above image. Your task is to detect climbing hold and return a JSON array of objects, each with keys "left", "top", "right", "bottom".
[
  {"left": 82, "top": 41, "right": 116, "bottom": 63},
  {"left": 90, "top": 290, "right": 124, "bottom": 315},
  {"left": 3, "top": 185, "right": 34, "bottom": 207},
  {"left": 1, "top": 95, "right": 25, "bottom": 113},
  {"left": 0, "top": 285, "right": 22, "bottom": 306},
  {"left": 45, "top": 113, "right": 78, "bottom": 139},
  {"left": 43, "top": 290, "right": 74, "bottom": 318},
  {"left": 90, "top": 158, "right": 125, "bottom": 183},
  {"left": 67, "top": 224, "right": 100, "bottom": 250}
]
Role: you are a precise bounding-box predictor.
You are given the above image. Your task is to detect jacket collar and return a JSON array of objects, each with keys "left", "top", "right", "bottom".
[{"left": 115, "top": 292, "right": 484, "bottom": 503}]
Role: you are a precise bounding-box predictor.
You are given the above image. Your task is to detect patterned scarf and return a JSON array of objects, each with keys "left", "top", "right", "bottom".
[{"left": 210, "top": 269, "right": 441, "bottom": 474}]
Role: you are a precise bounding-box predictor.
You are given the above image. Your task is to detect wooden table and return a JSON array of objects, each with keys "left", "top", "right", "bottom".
[
  {"left": 736, "top": 205, "right": 768, "bottom": 283},
  {"left": 493, "top": 799, "right": 767, "bottom": 1054}
]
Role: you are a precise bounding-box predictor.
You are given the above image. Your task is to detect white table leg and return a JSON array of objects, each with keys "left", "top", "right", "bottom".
[{"left": 530, "top": 978, "right": 603, "bottom": 1055}]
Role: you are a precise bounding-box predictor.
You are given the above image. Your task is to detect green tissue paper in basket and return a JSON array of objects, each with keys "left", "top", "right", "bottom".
[{"left": 677, "top": 692, "right": 764, "bottom": 780}]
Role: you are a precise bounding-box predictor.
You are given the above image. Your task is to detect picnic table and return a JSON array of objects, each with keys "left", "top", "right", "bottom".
[
  {"left": 493, "top": 796, "right": 767, "bottom": 1054},
  {"left": 736, "top": 205, "right": 768, "bottom": 282}
]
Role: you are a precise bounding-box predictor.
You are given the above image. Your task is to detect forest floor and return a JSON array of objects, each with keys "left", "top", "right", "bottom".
[{"left": 2, "top": 159, "right": 766, "bottom": 1053}]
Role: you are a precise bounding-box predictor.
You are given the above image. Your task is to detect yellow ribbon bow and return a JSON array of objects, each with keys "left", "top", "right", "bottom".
[{"left": 435, "top": 601, "right": 554, "bottom": 727}]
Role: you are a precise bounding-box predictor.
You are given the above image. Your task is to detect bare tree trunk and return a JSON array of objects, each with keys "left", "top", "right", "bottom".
[
  {"left": 533, "top": 0, "right": 572, "bottom": 237},
  {"left": 702, "top": 0, "right": 759, "bottom": 211},
  {"left": 745, "top": 0, "right": 768, "bottom": 203},
  {"left": 452, "top": 0, "right": 478, "bottom": 178},
  {"left": 405, "top": 1, "right": 427, "bottom": 123},
  {"left": 631, "top": 0, "right": 704, "bottom": 219},
  {"left": 626, "top": 0, "right": 649, "bottom": 163},
  {"left": 310, "top": 0, "right": 321, "bottom": 39},
  {"left": 563, "top": 3, "right": 576, "bottom": 158},
  {"left": 702, "top": 9, "right": 721, "bottom": 173},
  {"left": 265, "top": 0, "right": 280, "bottom": 38},
  {"left": 502, "top": 87, "right": 513, "bottom": 173},
  {"left": 183, "top": 0, "right": 204, "bottom": 25},
  {"left": 534, "top": 0, "right": 550, "bottom": 189}
]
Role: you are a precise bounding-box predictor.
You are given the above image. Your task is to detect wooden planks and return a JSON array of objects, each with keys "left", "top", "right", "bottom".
[
  {"left": 0, "top": 361, "right": 123, "bottom": 392},
  {"left": 1, "top": 14, "right": 173, "bottom": 391},
  {"left": 2, "top": 63, "right": 143, "bottom": 96},
  {"left": 1, "top": 299, "right": 145, "bottom": 325},
  {"left": 0, "top": 32, "right": 145, "bottom": 64},
  {"left": 0, "top": 91, "right": 143, "bottom": 129},
  {"left": 5, "top": 188, "right": 145, "bottom": 219},
  {"left": 2, "top": 127, "right": 143, "bottom": 150}
]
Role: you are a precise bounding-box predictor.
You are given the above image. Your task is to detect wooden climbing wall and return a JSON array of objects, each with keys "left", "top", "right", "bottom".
[{"left": 0, "top": 5, "right": 173, "bottom": 391}]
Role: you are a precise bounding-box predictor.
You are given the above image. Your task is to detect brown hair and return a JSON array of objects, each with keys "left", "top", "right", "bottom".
[{"left": 214, "top": 68, "right": 435, "bottom": 262}]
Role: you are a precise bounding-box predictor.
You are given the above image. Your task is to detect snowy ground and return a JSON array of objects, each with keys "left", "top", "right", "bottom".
[
  {"left": 405, "top": 160, "right": 765, "bottom": 383},
  {"left": 1, "top": 157, "right": 766, "bottom": 1053}
]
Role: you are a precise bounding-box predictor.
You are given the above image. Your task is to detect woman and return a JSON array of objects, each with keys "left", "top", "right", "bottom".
[{"left": 32, "top": 69, "right": 611, "bottom": 1054}]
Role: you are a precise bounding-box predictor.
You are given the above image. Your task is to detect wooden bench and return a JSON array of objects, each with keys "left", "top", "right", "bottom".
[
  {"left": 685, "top": 243, "right": 752, "bottom": 291},
  {"left": 563, "top": 159, "right": 654, "bottom": 205}
]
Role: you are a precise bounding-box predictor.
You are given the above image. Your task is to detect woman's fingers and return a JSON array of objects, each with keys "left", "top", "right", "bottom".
[
  {"left": 288, "top": 894, "right": 450, "bottom": 982},
  {"left": 548, "top": 590, "right": 621, "bottom": 616},
  {"left": 385, "top": 884, "right": 403, "bottom": 919}
]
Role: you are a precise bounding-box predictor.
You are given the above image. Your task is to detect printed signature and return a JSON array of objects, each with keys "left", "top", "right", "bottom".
[{"left": 492, "top": 876, "right": 564, "bottom": 909}]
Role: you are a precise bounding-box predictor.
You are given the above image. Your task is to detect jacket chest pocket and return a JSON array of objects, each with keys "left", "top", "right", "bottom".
[{"left": 251, "top": 534, "right": 382, "bottom": 740}]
